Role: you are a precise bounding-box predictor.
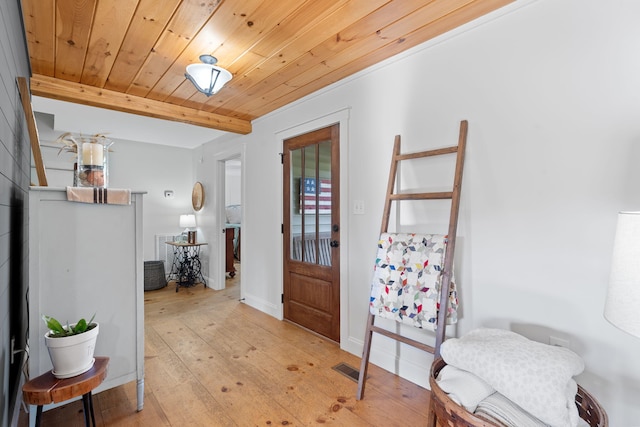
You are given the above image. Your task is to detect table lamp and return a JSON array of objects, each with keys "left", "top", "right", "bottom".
[
  {"left": 604, "top": 211, "right": 640, "bottom": 338},
  {"left": 180, "top": 214, "right": 197, "bottom": 244}
]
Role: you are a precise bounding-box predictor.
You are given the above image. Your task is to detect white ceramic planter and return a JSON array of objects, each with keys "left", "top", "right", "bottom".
[{"left": 44, "top": 323, "right": 99, "bottom": 378}]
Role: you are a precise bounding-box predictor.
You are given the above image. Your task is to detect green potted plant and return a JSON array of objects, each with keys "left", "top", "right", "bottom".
[{"left": 42, "top": 314, "right": 99, "bottom": 378}]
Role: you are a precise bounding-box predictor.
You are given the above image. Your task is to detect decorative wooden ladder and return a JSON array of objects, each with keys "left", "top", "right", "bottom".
[
  {"left": 356, "top": 120, "right": 468, "bottom": 399},
  {"left": 17, "top": 76, "right": 48, "bottom": 186}
]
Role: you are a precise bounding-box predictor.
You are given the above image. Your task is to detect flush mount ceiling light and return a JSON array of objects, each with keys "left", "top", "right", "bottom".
[{"left": 185, "top": 54, "right": 232, "bottom": 97}]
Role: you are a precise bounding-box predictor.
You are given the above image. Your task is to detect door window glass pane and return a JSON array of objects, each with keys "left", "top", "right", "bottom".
[{"left": 289, "top": 140, "right": 332, "bottom": 266}]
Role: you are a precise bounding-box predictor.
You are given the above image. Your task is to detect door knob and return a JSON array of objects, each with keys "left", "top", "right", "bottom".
[{"left": 330, "top": 240, "right": 339, "bottom": 247}]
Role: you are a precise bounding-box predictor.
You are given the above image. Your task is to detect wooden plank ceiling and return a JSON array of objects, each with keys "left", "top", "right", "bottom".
[{"left": 21, "top": 0, "right": 513, "bottom": 134}]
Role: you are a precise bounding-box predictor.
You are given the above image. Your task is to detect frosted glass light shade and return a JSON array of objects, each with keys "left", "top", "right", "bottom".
[
  {"left": 604, "top": 211, "right": 640, "bottom": 338},
  {"left": 179, "top": 214, "right": 196, "bottom": 229},
  {"left": 185, "top": 55, "right": 232, "bottom": 96}
]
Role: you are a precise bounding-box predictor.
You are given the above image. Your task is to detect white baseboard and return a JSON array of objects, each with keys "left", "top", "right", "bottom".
[
  {"left": 205, "top": 275, "right": 224, "bottom": 290},
  {"left": 242, "top": 293, "right": 281, "bottom": 319},
  {"left": 344, "top": 333, "right": 433, "bottom": 390}
]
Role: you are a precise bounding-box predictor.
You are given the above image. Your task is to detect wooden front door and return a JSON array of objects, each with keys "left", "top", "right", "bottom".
[{"left": 283, "top": 124, "right": 340, "bottom": 342}]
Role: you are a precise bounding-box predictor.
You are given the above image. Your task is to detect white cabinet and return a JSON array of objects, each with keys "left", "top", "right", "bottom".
[{"left": 28, "top": 187, "right": 145, "bottom": 414}]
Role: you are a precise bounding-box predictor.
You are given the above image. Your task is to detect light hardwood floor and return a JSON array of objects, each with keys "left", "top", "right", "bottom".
[{"left": 19, "top": 267, "right": 431, "bottom": 426}]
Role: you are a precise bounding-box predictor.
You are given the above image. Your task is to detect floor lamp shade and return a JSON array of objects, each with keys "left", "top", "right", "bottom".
[{"left": 604, "top": 211, "right": 640, "bottom": 338}]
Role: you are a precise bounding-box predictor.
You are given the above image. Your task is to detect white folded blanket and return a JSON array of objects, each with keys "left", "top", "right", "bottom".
[
  {"left": 440, "top": 328, "right": 584, "bottom": 427},
  {"left": 474, "top": 392, "right": 549, "bottom": 427},
  {"left": 436, "top": 365, "right": 495, "bottom": 412}
]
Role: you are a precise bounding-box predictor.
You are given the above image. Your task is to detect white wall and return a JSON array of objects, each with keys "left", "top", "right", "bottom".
[
  {"left": 109, "top": 140, "right": 194, "bottom": 261},
  {"left": 198, "top": 0, "right": 640, "bottom": 424},
  {"left": 225, "top": 160, "right": 241, "bottom": 207}
]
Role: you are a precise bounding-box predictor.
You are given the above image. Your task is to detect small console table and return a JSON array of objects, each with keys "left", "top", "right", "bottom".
[{"left": 166, "top": 241, "right": 207, "bottom": 292}]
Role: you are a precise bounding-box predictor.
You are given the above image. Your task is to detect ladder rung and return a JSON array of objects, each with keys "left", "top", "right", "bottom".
[
  {"left": 396, "top": 146, "right": 458, "bottom": 161},
  {"left": 370, "top": 325, "right": 435, "bottom": 354},
  {"left": 390, "top": 191, "right": 453, "bottom": 201}
]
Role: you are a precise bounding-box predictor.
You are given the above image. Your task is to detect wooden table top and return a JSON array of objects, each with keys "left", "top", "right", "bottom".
[
  {"left": 23, "top": 357, "right": 109, "bottom": 406},
  {"left": 166, "top": 241, "right": 207, "bottom": 247}
]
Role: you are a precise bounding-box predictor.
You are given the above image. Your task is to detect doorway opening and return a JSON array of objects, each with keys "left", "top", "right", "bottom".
[{"left": 222, "top": 157, "right": 242, "bottom": 294}]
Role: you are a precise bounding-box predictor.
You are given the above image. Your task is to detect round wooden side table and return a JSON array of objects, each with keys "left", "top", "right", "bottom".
[{"left": 22, "top": 356, "right": 109, "bottom": 427}]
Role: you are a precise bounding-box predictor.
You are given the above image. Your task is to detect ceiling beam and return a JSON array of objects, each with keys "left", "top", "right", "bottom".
[{"left": 30, "top": 74, "right": 252, "bottom": 135}]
